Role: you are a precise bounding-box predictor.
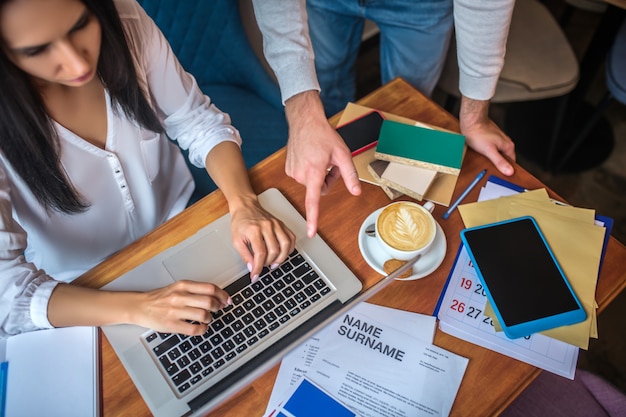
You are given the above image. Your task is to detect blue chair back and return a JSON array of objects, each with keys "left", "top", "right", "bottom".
[
  {"left": 607, "top": 20, "right": 626, "bottom": 105},
  {"left": 135, "top": 0, "right": 289, "bottom": 202},
  {"left": 137, "top": 0, "right": 282, "bottom": 107}
]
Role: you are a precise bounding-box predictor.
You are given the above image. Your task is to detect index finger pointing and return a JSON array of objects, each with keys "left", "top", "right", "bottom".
[{"left": 304, "top": 174, "right": 324, "bottom": 238}]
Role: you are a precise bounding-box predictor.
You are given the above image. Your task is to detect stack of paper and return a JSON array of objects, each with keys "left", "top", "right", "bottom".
[
  {"left": 337, "top": 103, "right": 464, "bottom": 205},
  {"left": 435, "top": 175, "right": 611, "bottom": 378},
  {"left": 457, "top": 183, "right": 606, "bottom": 349},
  {"left": 265, "top": 302, "right": 468, "bottom": 417}
]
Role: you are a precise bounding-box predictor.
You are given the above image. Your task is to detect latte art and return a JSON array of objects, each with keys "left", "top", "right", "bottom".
[{"left": 377, "top": 203, "right": 436, "bottom": 252}]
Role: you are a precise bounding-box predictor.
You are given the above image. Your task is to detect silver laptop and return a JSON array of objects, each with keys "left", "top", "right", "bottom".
[{"left": 101, "top": 188, "right": 362, "bottom": 417}]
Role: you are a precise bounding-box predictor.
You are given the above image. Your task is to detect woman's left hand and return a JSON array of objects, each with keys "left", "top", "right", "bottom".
[{"left": 229, "top": 197, "right": 296, "bottom": 281}]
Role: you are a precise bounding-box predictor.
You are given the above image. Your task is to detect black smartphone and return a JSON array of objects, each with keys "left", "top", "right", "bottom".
[
  {"left": 336, "top": 110, "right": 384, "bottom": 155},
  {"left": 460, "top": 216, "right": 586, "bottom": 339}
]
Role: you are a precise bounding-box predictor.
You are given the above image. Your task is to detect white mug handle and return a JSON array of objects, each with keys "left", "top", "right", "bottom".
[{"left": 422, "top": 200, "right": 435, "bottom": 213}]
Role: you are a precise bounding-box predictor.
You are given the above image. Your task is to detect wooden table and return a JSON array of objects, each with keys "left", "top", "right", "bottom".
[{"left": 75, "top": 78, "right": 626, "bottom": 416}]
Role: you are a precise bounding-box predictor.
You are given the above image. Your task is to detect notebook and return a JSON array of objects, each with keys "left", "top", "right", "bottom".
[
  {"left": 0, "top": 326, "right": 99, "bottom": 417},
  {"left": 101, "top": 188, "right": 363, "bottom": 417}
]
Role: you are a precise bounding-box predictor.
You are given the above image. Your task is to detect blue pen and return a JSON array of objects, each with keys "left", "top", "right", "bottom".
[
  {"left": 442, "top": 169, "right": 487, "bottom": 220},
  {"left": 0, "top": 361, "right": 7, "bottom": 417}
]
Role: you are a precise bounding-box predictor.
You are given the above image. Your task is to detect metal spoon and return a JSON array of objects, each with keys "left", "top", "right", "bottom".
[{"left": 365, "top": 223, "right": 376, "bottom": 237}]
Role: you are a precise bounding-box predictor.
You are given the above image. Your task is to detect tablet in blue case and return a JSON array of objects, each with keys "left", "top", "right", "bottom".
[{"left": 460, "top": 216, "right": 586, "bottom": 339}]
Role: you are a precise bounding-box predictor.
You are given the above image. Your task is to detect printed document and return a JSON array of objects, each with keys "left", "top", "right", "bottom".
[{"left": 266, "top": 303, "right": 467, "bottom": 417}]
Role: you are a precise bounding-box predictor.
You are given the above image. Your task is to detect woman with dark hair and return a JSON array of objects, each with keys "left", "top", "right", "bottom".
[{"left": 0, "top": 0, "right": 295, "bottom": 337}]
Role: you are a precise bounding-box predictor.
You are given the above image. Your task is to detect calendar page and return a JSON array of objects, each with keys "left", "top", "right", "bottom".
[{"left": 435, "top": 245, "right": 578, "bottom": 379}]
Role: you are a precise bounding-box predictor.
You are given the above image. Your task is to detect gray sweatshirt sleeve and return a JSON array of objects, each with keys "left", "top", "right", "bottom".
[
  {"left": 453, "top": 0, "right": 515, "bottom": 101},
  {"left": 251, "top": 0, "right": 320, "bottom": 104}
]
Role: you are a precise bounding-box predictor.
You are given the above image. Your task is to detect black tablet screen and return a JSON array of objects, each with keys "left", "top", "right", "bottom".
[
  {"left": 462, "top": 218, "right": 580, "bottom": 326},
  {"left": 336, "top": 111, "right": 384, "bottom": 154}
]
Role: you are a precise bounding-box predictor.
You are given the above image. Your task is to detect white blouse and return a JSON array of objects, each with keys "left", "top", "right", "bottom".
[{"left": 0, "top": 0, "right": 241, "bottom": 337}]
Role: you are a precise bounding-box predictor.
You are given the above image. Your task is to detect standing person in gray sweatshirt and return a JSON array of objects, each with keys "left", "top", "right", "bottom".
[{"left": 250, "top": 0, "right": 517, "bottom": 238}]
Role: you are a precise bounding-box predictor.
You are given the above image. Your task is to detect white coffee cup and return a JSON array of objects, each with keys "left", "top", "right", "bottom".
[{"left": 375, "top": 201, "right": 437, "bottom": 261}]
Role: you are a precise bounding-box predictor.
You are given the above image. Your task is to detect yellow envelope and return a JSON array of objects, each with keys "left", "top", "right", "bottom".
[{"left": 458, "top": 189, "right": 551, "bottom": 226}]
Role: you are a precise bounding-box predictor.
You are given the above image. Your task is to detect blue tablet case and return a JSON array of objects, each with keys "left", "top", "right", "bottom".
[{"left": 460, "top": 216, "right": 587, "bottom": 339}]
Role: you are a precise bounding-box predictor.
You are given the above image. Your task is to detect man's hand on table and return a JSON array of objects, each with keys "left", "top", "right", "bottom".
[{"left": 460, "top": 96, "right": 516, "bottom": 176}]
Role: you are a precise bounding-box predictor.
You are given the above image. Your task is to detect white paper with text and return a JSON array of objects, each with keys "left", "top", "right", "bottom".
[{"left": 266, "top": 303, "right": 466, "bottom": 417}]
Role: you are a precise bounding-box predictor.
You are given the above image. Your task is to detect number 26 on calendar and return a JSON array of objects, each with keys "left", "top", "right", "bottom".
[{"left": 450, "top": 299, "right": 465, "bottom": 313}]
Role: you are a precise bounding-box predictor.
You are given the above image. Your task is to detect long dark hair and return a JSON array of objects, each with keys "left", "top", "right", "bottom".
[{"left": 0, "top": 0, "right": 163, "bottom": 213}]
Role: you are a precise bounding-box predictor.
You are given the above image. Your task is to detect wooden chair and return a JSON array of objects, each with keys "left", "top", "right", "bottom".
[
  {"left": 437, "top": 0, "right": 578, "bottom": 105},
  {"left": 436, "top": 0, "right": 579, "bottom": 169}
]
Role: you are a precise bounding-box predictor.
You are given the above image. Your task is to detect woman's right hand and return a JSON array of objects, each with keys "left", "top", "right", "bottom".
[{"left": 134, "top": 280, "right": 232, "bottom": 335}]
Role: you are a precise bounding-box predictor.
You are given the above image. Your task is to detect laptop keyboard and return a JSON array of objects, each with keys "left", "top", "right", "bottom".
[{"left": 141, "top": 249, "right": 332, "bottom": 397}]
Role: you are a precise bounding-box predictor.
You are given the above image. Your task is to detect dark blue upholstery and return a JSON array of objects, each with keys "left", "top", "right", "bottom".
[
  {"left": 553, "top": 18, "right": 626, "bottom": 172},
  {"left": 136, "top": 0, "right": 288, "bottom": 199},
  {"left": 606, "top": 19, "right": 626, "bottom": 105}
]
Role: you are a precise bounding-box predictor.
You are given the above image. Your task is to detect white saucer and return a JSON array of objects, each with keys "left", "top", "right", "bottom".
[{"left": 358, "top": 208, "right": 447, "bottom": 280}]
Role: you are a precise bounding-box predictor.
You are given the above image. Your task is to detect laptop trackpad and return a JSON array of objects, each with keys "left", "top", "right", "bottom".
[{"left": 162, "top": 230, "right": 246, "bottom": 285}]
